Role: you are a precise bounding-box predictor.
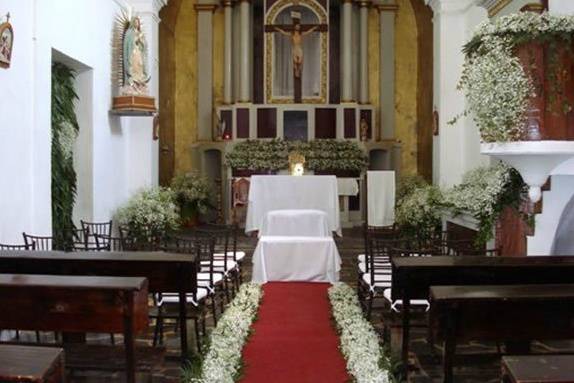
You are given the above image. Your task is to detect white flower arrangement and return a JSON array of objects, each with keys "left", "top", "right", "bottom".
[
  {"left": 115, "top": 187, "right": 180, "bottom": 234},
  {"left": 188, "top": 283, "right": 263, "bottom": 383},
  {"left": 443, "top": 162, "right": 525, "bottom": 244},
  {"left": 329, "top": 283, "right": 390, "bottom": 383},
  {"left": 395, "top": 183, "right": 443, "bottom": 240},
  {"left": 225, "top": 139, "right": 368, "bottom": 173},
  {"left": 457, "top": 12, "right": 574, "bottom": 142}
]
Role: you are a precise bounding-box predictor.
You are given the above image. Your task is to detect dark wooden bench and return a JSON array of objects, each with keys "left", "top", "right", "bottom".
[
  {"left": 0, "top": 345, "right": 64, "bottom": 382},
  {"left": 0, "top": 274, "right": 148, "bottom": 383},
  {"left": 430, "top": 284, "right": 574, "bottom": 383},
  {"left": 391, "top": 255, "right": 574, "bottom": 371},
  {"left": 0, "top": 250, "right": 198, "bottom": 359},
  {"left": 502, "top": 355, "right": 574, "bottom": 383}
]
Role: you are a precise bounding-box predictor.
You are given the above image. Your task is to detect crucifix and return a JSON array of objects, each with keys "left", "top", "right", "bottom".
[{"left": 265, "top": 11, "right": 328, "bottom": 103}]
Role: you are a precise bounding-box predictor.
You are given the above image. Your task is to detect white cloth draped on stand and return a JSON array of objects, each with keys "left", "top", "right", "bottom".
[
  {"left": 251, "top": 236, "right": 341, "bottom": 284},
  {"left": 259, "top": 209, "right": 330, "bottom": 237},
  {"left": 246, "top": 175, "right": 341, "bottom": 236},
  {"left": 367, "top": 171, "right": 396, "bottom": 227}
]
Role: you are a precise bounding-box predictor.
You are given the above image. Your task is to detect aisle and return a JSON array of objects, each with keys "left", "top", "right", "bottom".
[{"left": 241, "top": 283, "right": 349, "bottom": 383}]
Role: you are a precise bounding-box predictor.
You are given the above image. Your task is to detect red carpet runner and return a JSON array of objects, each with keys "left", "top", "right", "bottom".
[{"left": 241, "top": 283, "right": 350, "bottom": 383}]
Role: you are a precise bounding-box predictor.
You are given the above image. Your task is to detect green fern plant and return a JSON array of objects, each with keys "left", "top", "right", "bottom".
[{"left": 51, "top": 63, "right": 79, "bottom": 251}]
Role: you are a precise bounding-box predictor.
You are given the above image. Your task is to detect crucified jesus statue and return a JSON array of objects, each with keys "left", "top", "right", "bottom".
[{"left": 274, "top": 23, "right": 319, "bottom": 79}]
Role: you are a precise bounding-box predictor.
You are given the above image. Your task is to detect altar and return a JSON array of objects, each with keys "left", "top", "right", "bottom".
[
  {"left": 187, "top": 0, "right": 402, "bottom": 228},
  {"left": 246, "top": 175, "right": 341, "bottom": 235}
]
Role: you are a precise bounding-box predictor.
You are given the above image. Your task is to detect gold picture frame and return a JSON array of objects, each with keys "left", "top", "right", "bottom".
[
  {"left": 265, "top": 0, "right": 328, "bottom": 104},
  {"left": 0, "top": 13, "right": 14, "bottom": 69}
]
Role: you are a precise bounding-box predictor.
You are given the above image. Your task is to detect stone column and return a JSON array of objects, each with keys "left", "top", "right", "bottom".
[
  {"left": 376, "top": 2, "right": 397, "bottom": 140},
  {"left": 427, "top": 0, "right": 486, "bottom": 187},
  {"left": 341, "top": 0, "right": 354, "bottom": 102},
  {"left": 195, "top": 2, "right": 218, "bottom": 141},
  {"left": 125, "top": 0, "right": 167, "bottom": 189},
  {"left": 223, "top": 0, "right": 234, "bottom": 104},
  {"left": 238, "top": 0, "right": 251, "bottom": 102},
  {"left": 358, "top": 1, "right": 370, "bottom": 104}
]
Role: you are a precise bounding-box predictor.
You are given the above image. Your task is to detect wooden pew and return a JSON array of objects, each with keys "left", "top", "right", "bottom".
[
  {"left": 391, "top": 256, "right": 574, "bottom": 370},
  {"left": 0, "top": 274, "right": 148, "bottom": 383},
  {"left": 501, "top": 355, "right": 574, "bottom": 383},
  {"left": 0, "top": 250, "right": 197, "bottom": 359},
  {"left": 430, "top": 284, "right": 574, "bottom": 383},
  {"left": 0, "top": 345, "right": 64, "bottom": 382}
]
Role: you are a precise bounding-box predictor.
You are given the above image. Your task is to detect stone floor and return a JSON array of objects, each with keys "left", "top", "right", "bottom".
[{"left": 5, "top": 228, "right": 574, "bottom": 382}]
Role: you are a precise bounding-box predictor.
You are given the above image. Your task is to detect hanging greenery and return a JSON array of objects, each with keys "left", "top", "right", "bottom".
[
  {"left": 51, "top": 63, "right": 80, "bottom": 251},
  {"left": 453, "top": 12, "right": 574, "bottom": 142},
  {"left": 224, "top": 139, "right": 368, "bottom": 173}
]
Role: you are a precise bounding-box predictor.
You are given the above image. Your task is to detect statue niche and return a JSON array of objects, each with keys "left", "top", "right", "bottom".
[{"left": 265, "top": 1, "right": 328, "bottom": 104}]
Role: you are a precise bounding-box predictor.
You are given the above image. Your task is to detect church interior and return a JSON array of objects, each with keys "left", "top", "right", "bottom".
[{"left": 2, "top": 0, "right": 574, "bottom": 382}]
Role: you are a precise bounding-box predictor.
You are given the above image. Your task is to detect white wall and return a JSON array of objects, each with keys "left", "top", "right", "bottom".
[
  {"left": 0, "top": 0, "right": 161, "bottom": 243},
  {"left": 430, "top": 0, "right": 488, "bottom": 188},
  {"left": 549, "top": 0, "right": 574, "bottom": 14}
]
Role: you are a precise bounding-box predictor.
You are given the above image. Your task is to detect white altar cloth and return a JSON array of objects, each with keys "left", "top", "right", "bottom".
[
  {"left": 251, "top": 236, "right": 341, "bottom": 283},
  {"left": 246, "top": 175, "right": 341, "bottom": 235},
  {"left": 260, "top": 209, "right": 331, "bottom": 237}
]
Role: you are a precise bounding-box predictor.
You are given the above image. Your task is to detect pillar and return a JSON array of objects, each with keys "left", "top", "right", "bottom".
[
  {"left": 223, "top": 0, "right": 234, "bottom": 104},
  {"left": 195, "top": 2, "right": 218, "bottom": 140},
  {"left": 376, "top": 1, "right": 397, "bottom": 140},
  {"left": 341, "top": 0, "right": 354, "bottom": 102},
  {"left": 238, "top": 0, "right": 251, "bottom": 102},
  {"left": 427, "top": 0, "right": 486, "bottom": 187},
  {"left": 358, "top": 1, "right": 370, "bottom": 104}
]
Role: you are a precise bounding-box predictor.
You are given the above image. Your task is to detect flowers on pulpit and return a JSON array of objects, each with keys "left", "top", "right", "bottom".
[
  {"left": 443, "top": 163, "right": 526, "bottom": 244},
  {"left": 454, "top": 12, "right": 574, "bottom": 142},
  {"left": 329, "top": 283, "right": 391, "bottom": 383},
  {"left": 171, "top": 173, "right": 214, "bottom": 225}
]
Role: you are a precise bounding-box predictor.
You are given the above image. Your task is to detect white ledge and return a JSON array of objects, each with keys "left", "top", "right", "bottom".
[{"left": 481, "top": 141, "right": 574, "bottom": 203}]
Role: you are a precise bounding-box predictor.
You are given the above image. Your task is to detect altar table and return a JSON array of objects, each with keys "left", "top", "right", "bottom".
[
  {"left": 245, "top": 175, "right": 341, "bottom": 235},
  {"left": 260, "top": 209, "right": 330, "bottom": 237},
  {"left": 251, "top": 236, "right": 341, "bottom": 283}
]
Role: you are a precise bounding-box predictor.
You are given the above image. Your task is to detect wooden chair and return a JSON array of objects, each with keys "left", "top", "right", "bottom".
[
  {"left": 0, "top": 243, "right": 35, "bottom": 250},
  {"left": 22, "top": 233, "right": 52, "bottom": 251},
  {"left": 151, "top": 236, "right": 212, "bottom": 352},
  {"left": 81, "top": 220, "right": 112, "bottom": 250},
  {"left": 119, "top": 225, "right": 164, "bottom": 252},
  {"left": 196, "top": 224, "right": 243, "bottom": 297}
]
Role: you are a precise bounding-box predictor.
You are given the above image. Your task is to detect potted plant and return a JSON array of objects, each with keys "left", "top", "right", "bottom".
[
  {"left": 170, "top": 173, "right": 214, "bottom": 227},
  {"left": 115, "top": 187, "right": 180, "bottom": 242}
]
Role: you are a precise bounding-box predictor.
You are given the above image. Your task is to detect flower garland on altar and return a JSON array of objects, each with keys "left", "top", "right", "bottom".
[
  {"left": 455, "top": 12, "right": 574, "bottom": 142},
  {"left": 185, "top": 283, "right": 263, "bottom": 383},
  {"left": 329, "top": 283, "right": 391, "bottom": 383},
  {"left": 225, "top": 139, "right": 368, "bottom": 173}
]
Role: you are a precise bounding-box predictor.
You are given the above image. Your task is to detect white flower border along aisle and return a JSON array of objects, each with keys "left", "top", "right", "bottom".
[
  {"left": 186, "top": 283, "right": 263, "bottom": 383},
  {"left": 329, "top": 283, "right": 392, "bottom": 383}
]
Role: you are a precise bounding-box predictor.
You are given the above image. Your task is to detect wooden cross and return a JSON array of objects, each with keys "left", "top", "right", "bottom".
[{"left": 265, "top": 17, "right": 328, "bottom": 103}]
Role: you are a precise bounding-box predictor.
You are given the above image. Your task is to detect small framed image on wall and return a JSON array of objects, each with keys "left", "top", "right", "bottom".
[{"left": 0, "top": 13, "right": 14, "bottom": 69}]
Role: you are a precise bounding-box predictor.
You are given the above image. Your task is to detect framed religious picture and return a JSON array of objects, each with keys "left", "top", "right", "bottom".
[{"left": 0, "top": 13, "right": 14, "bottom": 69}]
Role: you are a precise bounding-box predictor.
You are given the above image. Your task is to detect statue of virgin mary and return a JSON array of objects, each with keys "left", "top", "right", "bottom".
[{"left": 122, "top": 16, "right": 150, "bottom": 95}]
